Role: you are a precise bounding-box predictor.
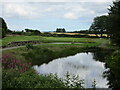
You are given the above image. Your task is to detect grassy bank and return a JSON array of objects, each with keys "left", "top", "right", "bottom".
[
  {"left": 2, "top": 43, "right": 104, "bottom": 64},
  {"left": 3, "top": 44, "right": 84, "bottom": 64}
]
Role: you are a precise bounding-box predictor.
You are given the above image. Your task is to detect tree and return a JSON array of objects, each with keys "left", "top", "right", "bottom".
[
  {"left": 0, "top": 17, "right": 8, "bottom": 38},
  {"left": 107, "top": 1, "right": 120, "bottom": 46},
  {"left": 104, "top": 50, "right": 120, "bottom": 89},
  {"left": 56, "top": 28, "right": 60, "bottom": 32},
  {"left": 34, "top": 30, "right": 41, "bottom": 35},
  {"left": 62, "top": 28, "right": 66, "bottom": 32},
  {"left": 56, "top": 28, "right": 66, "bottom": 32},
  {"left": 89, "top": 15, "right": 108, "bottom": 37},
  {"left": 25, "top": 29, "right": 41, "bottom": 35}
]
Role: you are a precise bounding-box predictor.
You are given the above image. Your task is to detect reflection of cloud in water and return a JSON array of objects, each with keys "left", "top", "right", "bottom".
[{"left": 33, "top": 52, "right": 108, "bottom": 88}]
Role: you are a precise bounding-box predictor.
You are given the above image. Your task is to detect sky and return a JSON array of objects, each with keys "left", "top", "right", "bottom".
[{"left": 0, "top": 0, "right": 114, "bottom": 32}]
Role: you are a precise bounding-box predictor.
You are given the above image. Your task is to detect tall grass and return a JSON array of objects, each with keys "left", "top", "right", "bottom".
[{"left": 23, "top": 45, "right": 85, "bottom": 65}]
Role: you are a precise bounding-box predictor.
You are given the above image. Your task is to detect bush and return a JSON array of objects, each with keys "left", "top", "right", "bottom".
[
  {"left": 2, "top": 69, "right": 66, "bottom": 88},
  {"left": 64, "top": 72, "right": 84, "bottom": 88},
  {"left": 23, "top": 46, "right": 83, "bottom": 65},
  {"left": 2, "top": 54, "right": 65, "bottom": 88},
  {"left": 26, "top": 44, "right": 34, "bottom": 50},
  {"left": 104, "top": 50, "right": 120, "bottom": 89},
  {"left": 12, "top": 31, "right": 23, "bottom": 35},
  {"left": 2, "top": 54, "right": 32, "bottom": 72},
  {"left": 23, "top": 47, "right": 55, "bottom": 65}
]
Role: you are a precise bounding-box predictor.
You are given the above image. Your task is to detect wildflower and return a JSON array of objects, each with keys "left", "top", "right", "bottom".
[{"left": 2, "top": 54, "right": 32, "bottom": 72}]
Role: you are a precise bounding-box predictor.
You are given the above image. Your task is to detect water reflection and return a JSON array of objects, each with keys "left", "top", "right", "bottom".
[{"left": 33, "top": 52, "right": 108, "bottom": 88}]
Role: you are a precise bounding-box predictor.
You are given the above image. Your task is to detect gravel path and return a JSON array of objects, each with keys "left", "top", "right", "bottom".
[{"left": 1, "top": 44, "right": 41, "bottom": 51}]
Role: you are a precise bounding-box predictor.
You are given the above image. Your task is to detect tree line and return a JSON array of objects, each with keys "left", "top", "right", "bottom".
[
  {"left": 56, "top": 28, "right": 66, "bottom": 32},
  {"left": 89, "top": 1, "right": 120, "bottom": 46}
]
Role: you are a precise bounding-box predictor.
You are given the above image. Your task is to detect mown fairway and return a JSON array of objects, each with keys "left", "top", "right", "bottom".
[{"left": 1, "top": 36, "right": 109, "bottom": 47}]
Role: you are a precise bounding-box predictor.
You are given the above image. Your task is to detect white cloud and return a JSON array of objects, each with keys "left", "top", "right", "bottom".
[
  {"left": 45, "top": 8, "right": 53, "bottom": 12},
  {"left": 0, "top": 0, "right": 114, "bottom": 31},
  {"left": 1, "top": 1, "right": 113, "bottom": 20},
  {"left": 1, "top": 0, "right": 115, "bottom": 2},
  {"left": 99, "top": 13, "right": 108, "bottom": 16},
  {"left": 6, "top": 4, "right": 28, "bottom": 17},
  {"left": 63, "top": 13, "right": 78, "bottom": 19},
  {"left": 0, "top": 3, "right": 2, "bottom": 16},
  {"left": 2, "top": 3, "right": 41, "bottom": 19}
]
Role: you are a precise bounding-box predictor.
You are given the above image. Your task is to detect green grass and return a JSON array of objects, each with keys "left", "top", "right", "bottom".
[
  {"left": 2, "top": 36, "right": 110, "bottom": 63},
  {"left": 2, "top": 44, "right": 83, "bottom": 64},
  {"left": 1, "top": 35, "right": 109, "bottom": 47},
  {"left": 2, "top": 37, "right": 111, "bottom": 88},
  {"left": 1, "top": 36, "right": 42, "bottom": 46},
  {"left": 3, "top": 43, "right": 108, "bottom": 66}
]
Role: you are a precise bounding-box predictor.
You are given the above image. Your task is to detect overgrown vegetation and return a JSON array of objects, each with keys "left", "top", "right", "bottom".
[
  {"left": 23, "top": 45, "right": 86, "bottom": 65},
  {"left": 103, "top": 50, "right": 120, "bottom": 89},
  {"left": 2, "top": 52, "right": 97, "bottom": 88},
  {"left": 2, "top": 69, "right": 66, "bottom": 88}
]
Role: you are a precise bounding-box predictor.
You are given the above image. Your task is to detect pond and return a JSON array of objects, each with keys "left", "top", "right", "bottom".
[{"left": 33, "top": 52, "right": 109, "bottom": 88}]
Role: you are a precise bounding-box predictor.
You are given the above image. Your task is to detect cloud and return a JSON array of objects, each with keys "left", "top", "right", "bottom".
[
  {"left": 1, "top": 1, "right": 113, "bottom": 20},
  {"left": 2, "top": 0, "right": 112, "bottom": 21},
  {"left": 2, "top": 3, "right": 42, "bottom": 19},
  {"left": 45, "top": 8, "right": 53, "bottom": 12},
  {"left": 0, "top": 3, "right": 2, "bottom": 16},
  {"left": 1, "top": 0, "right": 115, "bottom": 2},
  {"left": 5, "top": 4, "right": 28, "bottom": 17},
  {"left": 63, "top": 13, "right": 78, "bottom": 19},
  {"left": 0, "top": 0, "right": 114, "bottom": 31}
]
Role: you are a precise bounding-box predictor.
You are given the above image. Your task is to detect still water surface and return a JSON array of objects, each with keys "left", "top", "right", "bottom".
[{"left": 33, "top": 52, "right": 108, "bottom": 88}]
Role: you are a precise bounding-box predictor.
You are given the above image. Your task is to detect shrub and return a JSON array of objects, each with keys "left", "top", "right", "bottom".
[
  {"left": 2, "top": 69, "right": 66, "bottom": 88},
  {"left": 26, "top": 44, "right": 34, "bottom": 50},
  {"left": 23, "top": 46, "right": 84, "bottom": 65},
  {"left": 23, "top": 47, "right": 55, "bottom": 65},
  {"left": 104, "top": 50, "right": 120, "bottom": 89},
  {"left": 64, "top": 72, "right": 84, "bottom": 88},
  {"left": 2, "top": 54, "right": 32, "bottom": 72}
]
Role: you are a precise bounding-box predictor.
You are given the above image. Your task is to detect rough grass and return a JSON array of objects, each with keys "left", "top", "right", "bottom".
[
  {"left": 2, "top": 43, "right": 107, "bottom": 66},
  {"left": 2, "top": 44, "right": 83, "bottom": 64}
]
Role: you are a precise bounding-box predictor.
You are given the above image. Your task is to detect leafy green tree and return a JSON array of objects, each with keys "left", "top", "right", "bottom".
[
  {"left": 56, "top": 28, "right": 66, "bottom": 32},
  {"left": 56, "top": 28, "right": 60, "bottom": 32},
  {"left": 107, "top": 1, "right": 120, "bottom": 46},
  {"left": 104, "top": 50, "right": 120, "bottom": 89},
  {"left": 0, "top": 17, "right": 8, "bottom": 38},
  {"left": 62, "top": 28, "right": 66, "bottom": 32},
  {"left": 89, "top": 15, "right": 108, "bottom": 37},
  {"left": 34, "top": 30, "right": 41, "bottom": 35},
  {"left": 25, "top": 29, "right": 41, "bottom": 35}
]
